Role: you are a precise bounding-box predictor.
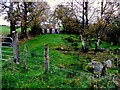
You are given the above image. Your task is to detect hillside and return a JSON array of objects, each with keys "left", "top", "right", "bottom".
[{"left": 2, "top": 34, "right": 120, "bottom": 88}]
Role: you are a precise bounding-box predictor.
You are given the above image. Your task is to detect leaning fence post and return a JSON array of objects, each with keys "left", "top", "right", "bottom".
[
  {"left": 24, "top": 44, "right": 27, "bottom": 70},
  {"left": 12, "top": 31, "right": 20, "bottom": 64},
  {"left": 44, "top": 44, "right": 49, "bottom": 73}
]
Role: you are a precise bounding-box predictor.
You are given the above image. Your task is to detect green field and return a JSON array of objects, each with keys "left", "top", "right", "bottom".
[
  {"left": 2, "top": 34, "right": 120, "bottom": 88},
  {"left": 0, "top": 26, "right": 30, "bottom": 36},
  {"left": 0, "top": 26, "right": 10, "bottom": 35}
]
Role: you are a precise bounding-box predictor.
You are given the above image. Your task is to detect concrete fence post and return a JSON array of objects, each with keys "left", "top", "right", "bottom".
[{"left": 12, "top": 31, "right": 20, "bottom": 64}]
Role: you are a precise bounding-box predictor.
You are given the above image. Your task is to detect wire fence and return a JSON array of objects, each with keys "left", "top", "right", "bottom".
[
  {"left": 1, "top": 45, "right": 119, "bottom": 89},
  {"left": 1, "top": 34, "right": 120, "bottom": 88},
  {"left": 50, "top": 55, "right": 80, "bottom": 64},
  {"left": 1, "top": 36, "right": 119, "bottom": 84},
  {"left": 54, "top": 65, "right": 93, "bottom": 75},
  {"left": 51, "top": 65, "right": 119, "bottom": 84},
  {"left": 26, "top": 51, "right": 44, "bottom": 56},
  {"left": 50, "top": 47, "right": 119, "bottom": 81}
]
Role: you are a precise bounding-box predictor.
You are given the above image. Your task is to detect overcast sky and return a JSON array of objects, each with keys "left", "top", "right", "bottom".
[
  {"left": 0, "top": 0, "right": 98, "bottom": 25},
  {"left": 0, "top": 0, "right": 66, "bottom": 25},
  {"left": 0, "top": 0, "right": 119, "bottom": 25}
]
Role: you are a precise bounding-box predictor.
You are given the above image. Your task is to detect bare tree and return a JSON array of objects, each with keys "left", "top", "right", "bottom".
[
  {"left": 95, "top": 1, "right": 119, "bottom": 51},
  {"left": 19, "top": 1, "right": 29, "bottom": 39}
]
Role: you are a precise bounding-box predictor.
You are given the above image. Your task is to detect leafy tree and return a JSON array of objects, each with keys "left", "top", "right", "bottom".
[
  {"left": 67, "top": 0, "right": 96, "bottom": 52},
  {"left": 106, "top": 17, "right": 120, "bottom": 46},
  {"left": 89, "top": 1, "right": 120, "bottom": 51},
  {"left": 13, "top": 1, "right": 50, "bottom": 38},
  {"left": 28, "top": 2, "right": 50, "bottom": 36},
  {"left": 53, "top": 4, "right": 80, "bottom": 34}
]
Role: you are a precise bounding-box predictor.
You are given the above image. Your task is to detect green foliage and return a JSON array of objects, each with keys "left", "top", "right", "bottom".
[
  {"left": 106, "top": 18, "right": 120, "bottom": 46},
  {"left": 28, "top": 2, "right": 50, "bottom": 30},
  {"left": 54, "top": 5, "right": 81, "bottom": 34}
]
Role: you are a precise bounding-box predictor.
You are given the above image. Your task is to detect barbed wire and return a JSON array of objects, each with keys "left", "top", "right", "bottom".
[
  {"left": 50, "top": 49, "right": 81, "bottom": 55},
  {"left": 50, "top": 55, "right": 79, "bottom": 63},
  {"left": 54, "top": 65, "right": 93, "bottom": 76},
  {"left": 19, "top": 57, "right": 44, "bottom": 64},
  {"left": 50, "top": 47, "right": 120, "bottom": 59},
  {"left": 49, "top": 52, "right": 90, "bottom": 64},
  {"left": 7, "top": 48, "right": 44, "bottom": 56},
  {"left": 1, "top": 49, "right": 119, "bottom": 81},
  {"left": 50, "top": 51, "right": 85, "bottom": 58},
  {"left": 26, "top": 51, "right": 43, "bottom": 56},
  {"left": 52, "top": 65, "right": 119, "bottom": 81},
  {"left": 25, "top": 44, "right": 44, "bottom": 48}
]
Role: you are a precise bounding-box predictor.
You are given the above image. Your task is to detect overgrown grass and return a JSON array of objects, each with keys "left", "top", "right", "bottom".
[{"left": 2, "top": 34, "right": 120, "bottom": 88}]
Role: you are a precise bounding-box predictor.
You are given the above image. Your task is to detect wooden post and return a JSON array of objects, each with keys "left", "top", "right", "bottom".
[
  {"left": 117, "top": 58, "right": 119, "bottom": 71},
  {"left": 24, "top": 44, "right": 27, "bottom": 70},
  {"left": 44, "top": 44, "right": 49, "bottom": 73},
  {"left": 12, "top": 31, "right": 20, "bottom": 64}
]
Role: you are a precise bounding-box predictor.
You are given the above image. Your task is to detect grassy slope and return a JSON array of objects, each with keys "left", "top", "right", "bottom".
[{"left": 2, "top": 34, "right": 119, "bottom": 88}]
